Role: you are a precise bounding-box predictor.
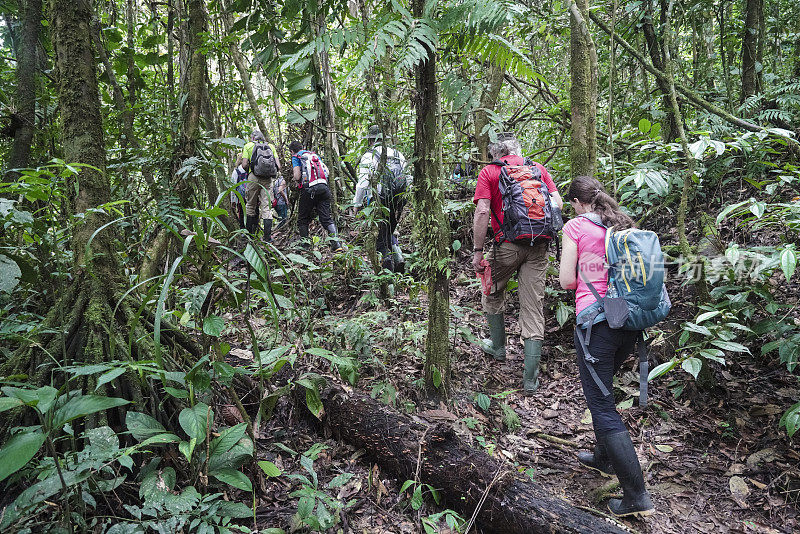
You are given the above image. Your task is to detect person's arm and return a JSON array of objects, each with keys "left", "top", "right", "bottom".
[
  {"left": 550, "top": 191, "right": 564, "bottom": 210},
  {"left": 279, "top": 181, "right": 288, "bottom": 202},
  {"left": 293, "top": 163, "right": 302, "bottom": 186},
  {"left": 559, "top": 234, "right": 579, "bottom": 290},
  {"left": 471, "top": 198, "right": 492, "bottom": 273},
  {"left": 354, "top": 153, "right": 373, "bottom": 208}
]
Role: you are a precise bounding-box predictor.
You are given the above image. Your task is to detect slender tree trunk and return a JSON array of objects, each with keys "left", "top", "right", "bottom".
[
  {"left": 167, "top": 0, "right": 176, "bottom": 115},
  {"left": 6, "top": 0, "right": 41, "bottom": 177},
  {"left": 413, "top": 0, "right": 450, "bottom": 399},
  {"left": 173, "top": 0, "right": 207, "bottom": 207},
  {"left": 221, "top": 3, "right": 267, "bottom": 135},
  {"left": 642, "top": 0, "right": 677, "bottom": 140},
  {"left": 741, "top": 0, "right": 763, "bottom": 102},
  {"left": 473, "top": 63, "right": 503, "bottom": 163},
  {"left": 569, "top": 0, "right": 598, "bottom": 177}
]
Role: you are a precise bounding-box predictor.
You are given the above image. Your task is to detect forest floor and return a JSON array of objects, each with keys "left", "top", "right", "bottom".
[{"left": 227, "top": 217, "right": 800, "bottom": 534}]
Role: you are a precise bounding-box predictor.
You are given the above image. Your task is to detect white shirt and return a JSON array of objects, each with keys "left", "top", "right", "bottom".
[{"left": 354, "top": 145, "right": 412, "bottom": 207}]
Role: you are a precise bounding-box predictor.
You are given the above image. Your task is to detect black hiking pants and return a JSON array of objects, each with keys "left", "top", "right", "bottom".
[
  {"left": 376, "top": 194, "right": 406, "bottom": 257},
  {"left": 298, "top": 183, "right": 335, "bottom": 238},
  {"left": 574, "top": 321, "right": 639, "bottom": 437}
]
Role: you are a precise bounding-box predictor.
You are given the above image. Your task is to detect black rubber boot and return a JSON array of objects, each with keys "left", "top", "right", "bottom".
[
  {"left": 326, "top": 224, "right": 343, "bottom": 252},
  {"left": 245, "top": 215, "right": 258, "bottom": 237},
  {"left": 298, "top": 224, "right": 311, "bottom": 249},
  {"left": 391, "top": 243, "right": 405, "bottom": 273},
  {"left": 522, "top": 338, "right": 541, "bottom": 392},
  {"left": 577, "top": 439, "right": 615, "bottom": 477},
  {"left": 481, "top": 314, "right": 506, "bottom": 361},
  {"left": 604, "top": 431, "right": 654, "bottom": 518},
  {"left": 263, "top": 219, "right": 273, "bottom": 243}
]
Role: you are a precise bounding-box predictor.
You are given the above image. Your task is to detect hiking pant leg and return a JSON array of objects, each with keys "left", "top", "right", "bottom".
[
  {"left": 482, "top": 241, "right": 524, "bottom": 315},
  {"left": 257, "top": 177, "right": 273, "bottom": 220},
  {"left": 315, "top": 186, "right": 334, "bottom": 228},
  {"left": 245, "top": 174, "right": 260, "bottom": 218},
  {"left": 613, "top": 331, "right": 640, "bottom": 374},
  {"left": 297, "top": 188, "right": 313, "bottom": 238},
  {"left": 575, "top": 322, "right": 628, "bottom": 437},
  {"left": 517, "top": 240, "right": 549, "bottom": 341}
]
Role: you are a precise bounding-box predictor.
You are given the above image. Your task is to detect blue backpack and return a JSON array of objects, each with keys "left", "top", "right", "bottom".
[{"left": 575, "top": 214, "right": 671, "bottom": 407}]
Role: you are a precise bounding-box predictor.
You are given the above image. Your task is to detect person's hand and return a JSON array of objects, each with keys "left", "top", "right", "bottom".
[{"left": 472, "top": 250, "right": 485, "bottom": 273}]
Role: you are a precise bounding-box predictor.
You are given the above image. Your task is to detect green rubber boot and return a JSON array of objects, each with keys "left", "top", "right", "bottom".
[
  {"left": 481, "top": 314, "right": 506, "bottom": 361},
  {"left": 523, "top": 338, "right": 542, "bottom": 392}
]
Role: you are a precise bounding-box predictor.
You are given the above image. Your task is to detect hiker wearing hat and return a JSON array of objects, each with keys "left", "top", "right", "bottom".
[
  {"left": 471, "top": 133, "right": 564, "bottom": 393},
  {"left": 355, "top": 125, "right": 412, "bottom": 272}
]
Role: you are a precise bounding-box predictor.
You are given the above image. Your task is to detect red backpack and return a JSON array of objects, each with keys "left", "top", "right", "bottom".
[{"left": 298, "top": 150, "right": 329, "bottom": 188}]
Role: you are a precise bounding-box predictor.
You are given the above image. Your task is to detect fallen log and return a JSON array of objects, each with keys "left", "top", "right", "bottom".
[{"left": 317, "top": 385, "right": 628, "bottom": 534}]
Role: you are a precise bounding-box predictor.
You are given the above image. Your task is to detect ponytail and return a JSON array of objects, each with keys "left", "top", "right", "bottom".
[{"left": 566, "top": 176, "right": 634, "bottom": 230}]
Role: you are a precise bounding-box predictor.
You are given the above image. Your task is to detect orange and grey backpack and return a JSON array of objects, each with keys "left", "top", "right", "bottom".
[{"left": 489, "top": 159, "right": 563, "bottom": 245}]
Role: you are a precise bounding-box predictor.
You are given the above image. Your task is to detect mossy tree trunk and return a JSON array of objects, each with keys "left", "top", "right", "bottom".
[
  {"left": 6, "top": 0, "right": 41, "bottom": 177},
  {"left": 473, "top": 63, "right": 503, "bottom": 163},
  {"left": 642, "top": 0, "right": 678, "bottom": 141},
  {"left": 569, "top": 0, "right": 598, "bottom": 177},
  {"left": 413, "top": 0, "right": 450, "bottom": 399},
  {"left": 174, "top": 0, "right": 207, "bottom": 207},
  {"left": 1, "top": 0, "right": 196, "bottom": 432},
  {"left": 741, "top": 0, "right": 763, "bottom": 103},
  {"left": 221, "top": 1, "right": 268, "bottom": 136}
]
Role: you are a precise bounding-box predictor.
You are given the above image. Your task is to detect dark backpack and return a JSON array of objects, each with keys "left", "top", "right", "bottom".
[
  {"left": 490, "top": 159, "right": 562, "bottom": 245},
  {"left": 251, "top": 143, "right": 278, "bottom": 178},
  {"left": 373, "top": 148, "right": 407, "bottom": 204},
  {"left": 298, "top": 150, "right": 329, "bottom": 189}
]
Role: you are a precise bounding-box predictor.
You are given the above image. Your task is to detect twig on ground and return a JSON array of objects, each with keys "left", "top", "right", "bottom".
[{"left": 528, "top": 429, "right": 582, "bottom": 449}]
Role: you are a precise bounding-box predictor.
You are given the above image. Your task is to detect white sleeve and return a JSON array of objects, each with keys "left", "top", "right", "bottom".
[{"left": 355, "top": 152, "right": 375, "bottom": 207}]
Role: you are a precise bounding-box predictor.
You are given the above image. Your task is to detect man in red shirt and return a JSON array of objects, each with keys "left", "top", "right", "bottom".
[{"left": 471, "top": 133, "right": 563, "bottom": 393}]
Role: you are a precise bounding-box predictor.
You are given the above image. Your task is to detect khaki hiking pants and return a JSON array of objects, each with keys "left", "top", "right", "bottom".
[
  {"left": 245, "top": 174, "right": 274, "bottom": 220},
  {"left": 482, "top": 240, "right": 550, "bottom": 341}
]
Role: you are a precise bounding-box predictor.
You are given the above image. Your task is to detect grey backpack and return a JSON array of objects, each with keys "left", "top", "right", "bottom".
[{"left": 251, "top": 143, "right": 278, "bottom": 178}]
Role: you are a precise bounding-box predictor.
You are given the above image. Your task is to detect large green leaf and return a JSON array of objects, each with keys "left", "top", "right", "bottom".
[
  {"left": 179, "top": 403, "right": 212, "bottom": 443},
  {"left": 0, "top": 254, "right": 22, "bottom": 293},
  {"left": 211, "top": 468, "right": 253, "bottom": 492},
  {"left": 710, "top": 340, "right": 751, "bottom": 354},
  {"left": 258, "top": 460, "right": 282, "bottom": 477},
  {"left": 126, "top": 411, "right": 167, "bottom": 441},
  {"left": 681, "top": 357, "right": 702, "bottom": 379},
  {"left": 210, "top": 423, "right": 248, "bottom": 458},
  {"left": 203, "top": 315, "right": 225, "bottom": 337},
  {"left": 780, "top": 246, "right": 797, "bottom": 281},
  {"left": 0, "top": 397, "right": 24, "bottom": 413},
  {"left": 0, "top": 430, "right": 46, "bottom": 482},
  {"left": 53, "top": 395, "right": 130, "bottom": 428}
]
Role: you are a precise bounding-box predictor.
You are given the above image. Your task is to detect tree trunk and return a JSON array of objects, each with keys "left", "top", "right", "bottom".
[
  {"left": 413, "top": 0, "right": 450, "bottom": 399},
  {"left": 6, "top": 0, "right": 41, "bottom": 177},
  {"left": 741, "top": 0, "right": 763, "bottom": 102},
  {"left": 569, "top": 0, "right": 598, "bottom": 177},
  {"left": 316, "top": 385, "right": 627, "bottom": 534},
  {"left": 473, "top": 63, "right": 503, "bottom": 163},
  {"left": 662, "top": 0, "right": 708, "bottom": 303},
  {"left": 221, "top": 2, "right": 268, "bottom": 136},
  {"left": 642, "top": 0, "right": 677, "bottom": 141}
]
